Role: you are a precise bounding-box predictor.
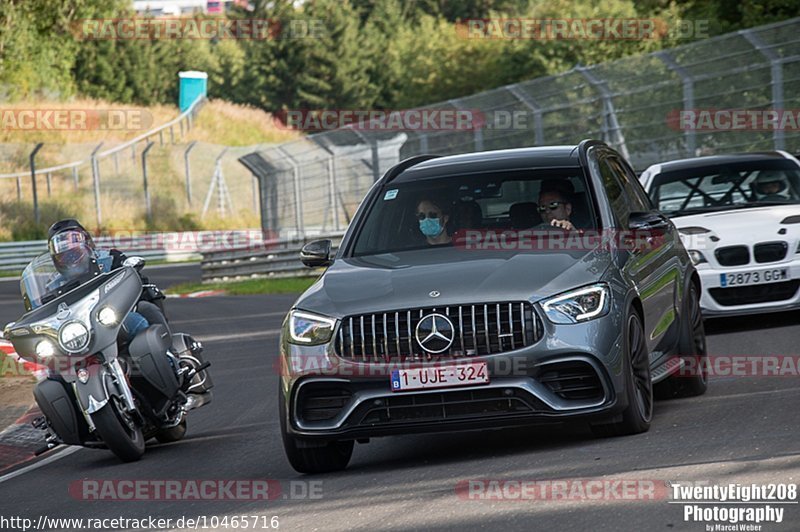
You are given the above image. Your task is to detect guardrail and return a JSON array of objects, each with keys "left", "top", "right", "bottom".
[
  {"left": 0, "top": 229, "right": 265, "bottom": 273},
  {"left": 201, "top": 233, "right": 345, "bottom": 282}
]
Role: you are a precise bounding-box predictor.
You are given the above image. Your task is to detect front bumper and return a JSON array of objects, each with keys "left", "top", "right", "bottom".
[
  {"left": 280, "top": 310, "right": 629, "bottom": 440},
  {"left": 696, "top": 259, "right": 800, "bottom": 317}
]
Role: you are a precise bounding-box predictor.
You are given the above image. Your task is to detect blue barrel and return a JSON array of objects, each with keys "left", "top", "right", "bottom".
[{"left": 178, "top": 71, "right": 208, "bottom": 111}]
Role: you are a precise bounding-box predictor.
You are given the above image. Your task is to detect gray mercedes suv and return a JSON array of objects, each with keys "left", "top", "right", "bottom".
[{"left": 279, "top": 140, "right": 707, "bottom": 473}]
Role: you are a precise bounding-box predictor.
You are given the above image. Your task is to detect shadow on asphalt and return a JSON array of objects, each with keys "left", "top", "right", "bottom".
[{"left": 703, "top": 309, "right": 800, "bottom": 336}]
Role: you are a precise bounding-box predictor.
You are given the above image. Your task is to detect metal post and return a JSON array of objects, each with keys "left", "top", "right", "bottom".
[
  {"left": 252, "top": 177, "right": 259, "bottom": 213},
  {"left": 180, "top": 120, "right": 184, "bottom": 139},
  {"left": 449, "top": 99, "right": 483, "bottom": 152},
  {"left": 312, "top": 139, "right": 340, "bottom": 231},
  {"left": 170, "top": 125, "right": 175, "bottom": 144},
  {"left": 507, "top": 85, "right": 545, "bottom": 145},
  {"left": 657, "top": 51, "right": 696, "bottom": 157},
  {"left": 113, "top": 151, "right": 120, "bottom": 174},
  {"left": 90, "top": 142, "right": 104, "bottom": 229},
  {"left": 131, "top": 144, "right": 136, "bottom": 163},
  {"left": 72, "top": 166, "right": 79, "bottom": 191},
  {"left": 742, "top": 29, "right": 785, "bottom": 150},
  {"left": 419, "top": 133, "right": 429, "bottom": 153},
  {"left": 142, "top": 142, "right": 155, "bottom": 223},
  {"left": 29, "top": 143, "right": 44, "bottom": 225},
  {"left": 576, "top": 65, "right": 630, "bottom": 160},
  {"left": 184, "top": 141, "right": 198, "bottom": 205},
  {"left": 16, "top": 177, "right": 21, "bottom": 202},
  {"left": 46, "top": 172, "right": 51, "bottom": 197},
  {"left": 278, "top": 147, "right": 304, "bottom": 236},
  {"left": 159, "top": 130, "right": 164, "bottom": 146}
]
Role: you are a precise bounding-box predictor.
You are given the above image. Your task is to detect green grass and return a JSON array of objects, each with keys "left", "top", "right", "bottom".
[{"left": 167, "top": 276, "right": 317, "bottom": 296}]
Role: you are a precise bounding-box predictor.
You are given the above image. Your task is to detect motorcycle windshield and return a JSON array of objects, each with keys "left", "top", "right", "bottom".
[{"left": 20, "top": 252, "right": 99, "bottom": 311}]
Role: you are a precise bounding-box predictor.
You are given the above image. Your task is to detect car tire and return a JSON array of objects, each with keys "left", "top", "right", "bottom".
[
  {"left": 656, "top": 282, "right": 708, "bottom": 399},
  {"left": 279, "top": 385, "right": 353, "bottom": 474},
  {"left": 591, "top": 310, "right": 653, "bottom": 437}
]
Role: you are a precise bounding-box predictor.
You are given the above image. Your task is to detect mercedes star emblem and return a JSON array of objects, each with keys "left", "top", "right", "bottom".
[
  {"left": 429, "top": 290, "right": 441, "bottom": 298},
  {"left": 415, "top": 313, "right": 455, "bottom": 353}
]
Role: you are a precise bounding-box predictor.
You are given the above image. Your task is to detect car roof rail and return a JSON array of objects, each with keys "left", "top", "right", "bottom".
[{"left": 383, "top": 154, "right": 441, "bottom": 183}]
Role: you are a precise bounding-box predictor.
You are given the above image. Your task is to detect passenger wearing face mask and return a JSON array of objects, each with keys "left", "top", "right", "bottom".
[{"left": 415, "top": 198, "right": 452, "bottom": 245}]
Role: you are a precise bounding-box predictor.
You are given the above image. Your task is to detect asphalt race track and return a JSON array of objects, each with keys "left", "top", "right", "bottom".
[{"left": 1, "top": 263, "right": 799, "bottom": 531}]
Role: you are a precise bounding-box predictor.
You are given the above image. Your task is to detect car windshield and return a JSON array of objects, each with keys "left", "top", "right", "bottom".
[
  {"left": 350, "top": 169, "right": 598, "bottom": 257},
  {"left": 648, "top": 159, "right": 800, "bottom": 217},
  {"left": 20, "top": 252, "right": 98, "bottom": 310}
]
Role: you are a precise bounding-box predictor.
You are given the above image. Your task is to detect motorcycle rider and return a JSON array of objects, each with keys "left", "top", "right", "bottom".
[{"left": 46, "top": 219, "right": 168, "bottom": 345}]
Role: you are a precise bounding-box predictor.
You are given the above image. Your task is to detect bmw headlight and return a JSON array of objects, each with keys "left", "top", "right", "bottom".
[
  {"left": 541, "top": 283, "right": 610, "bottom": 324},
  {"left": 288, "top": 310, "right": 337, "bottom": 345},
  {"left": 59, "top": 321, "right": 90, "bottom": 353},
  {"left": 687, "top": 250, "right": 707, "bottom": 265}
]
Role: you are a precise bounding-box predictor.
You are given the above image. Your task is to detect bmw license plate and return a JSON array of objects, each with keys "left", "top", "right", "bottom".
[
  {"left": 720, "top": 268, "right": 788, "bottom": 287},
  {"left": 390, "top": 362, "right": 489, "bottom": 392}
]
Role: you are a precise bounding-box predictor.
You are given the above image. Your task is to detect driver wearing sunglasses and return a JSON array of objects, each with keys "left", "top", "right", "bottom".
[{"left": 537, "top": 189, "right": 577, "bottom": 231}]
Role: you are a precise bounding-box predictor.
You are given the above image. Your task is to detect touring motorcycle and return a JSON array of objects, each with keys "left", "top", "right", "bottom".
[{"left": 3, "top": 253, "right": 213, "bottom": 462}]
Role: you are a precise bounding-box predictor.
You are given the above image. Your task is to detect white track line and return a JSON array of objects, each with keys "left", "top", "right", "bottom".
[{"left": 0, "top": 446, "right": 81, "bottom": 485}]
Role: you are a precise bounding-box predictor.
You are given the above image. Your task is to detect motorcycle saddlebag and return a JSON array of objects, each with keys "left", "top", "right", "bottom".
[
  {"left": 33, "top": 377, "right": 90, "bottom": 445},
  {"left": 128, "top": 324, "right": 180, "bottom": 399}
]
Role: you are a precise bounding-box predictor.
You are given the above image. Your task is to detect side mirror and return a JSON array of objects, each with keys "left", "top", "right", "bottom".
[
  {"left": 2, "top": 322, "right": 15, "bottom": 340},
  {"left": 629, "top": 211, "right": 670, "bottom": 231},
  {"left": 300, "top": 240, "right": 333, "bottom": 268},
  {"left": 123, "top": 256, "right": 146, "bottom": 271}
]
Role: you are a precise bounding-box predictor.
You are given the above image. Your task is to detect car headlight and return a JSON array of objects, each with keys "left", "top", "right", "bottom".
[
  {"left": 59, "top": 321, "right": 90, "bottom": 353},
  {"left": 688, "top": 250, "right": 707, "bottom": 265},
  {"left": 97, "top": 306, "right": 119, "bottom": 326},
  {"left": 541, "top": 283, "right": 610, "bottom": 324},
  {"left": 288, "top": 310, "right": 337, "bottom": 345},
  {"left": 35, "top": 340, "right": 56, "bottom": 358}
]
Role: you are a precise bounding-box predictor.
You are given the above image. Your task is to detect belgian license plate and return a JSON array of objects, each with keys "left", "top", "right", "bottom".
[
  {"left": 720, "top": 268, "right": 788, "bottom": 287},
  {"left": 390, "top": 362, "right": 489, "bottom": 392}
]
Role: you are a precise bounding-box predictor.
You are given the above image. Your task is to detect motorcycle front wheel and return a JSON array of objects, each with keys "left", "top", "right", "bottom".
[{"left": 90, "top": 397, "right": 145, "bottom": 462}]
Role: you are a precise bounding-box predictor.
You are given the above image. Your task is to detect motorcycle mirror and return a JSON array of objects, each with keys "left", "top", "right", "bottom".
[{"left": 123, "top": 256, "right": 146, "bottom": 271}]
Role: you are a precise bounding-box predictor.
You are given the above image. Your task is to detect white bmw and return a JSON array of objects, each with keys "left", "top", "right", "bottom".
[{"left": 640, "top": 151, "right": 800, "bottom": 317}]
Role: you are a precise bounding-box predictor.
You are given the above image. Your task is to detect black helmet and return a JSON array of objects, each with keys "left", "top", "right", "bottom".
[{"left": 47, "top": 219, "right": 96, "bottom": 278}]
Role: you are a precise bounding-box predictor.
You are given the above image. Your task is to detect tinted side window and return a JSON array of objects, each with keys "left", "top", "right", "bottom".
[
  {"left": 597, "top": 156, "right": 631, "bottom": 227},
  {"left": 610, "top": 156, "right": 652, "bottom": 211}
]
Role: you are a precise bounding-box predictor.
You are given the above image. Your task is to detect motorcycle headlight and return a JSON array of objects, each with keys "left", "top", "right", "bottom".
[
  {"left": 541, "top": 283, "right": 610, "bottom": 324},
  {"left": 35, "top": 340, "right": 56, "bottom": 358},
  {"left": 59, "top": 321, "right": 90, "bottom": 353},
  {"left": 288, "top": 310, "right": 337, "bottom": 345},
  {"left": 97, "top": 306, "right": 119, "bottom": 326},
  {"left": 688, "top": 250, "right": 707, "bottom": 265}
]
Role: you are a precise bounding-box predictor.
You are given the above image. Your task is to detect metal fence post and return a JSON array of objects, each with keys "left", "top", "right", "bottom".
[
  {"left": 16, "top": 177, "right": 21, "bottom": 202},
  {"left": 91, "top": 142, "right": 104, "bottom": 229},
  {"left": 29, "top": 143, "right": 44, "bottom": 225},
  {"left": 742, "top": 29, "right": 785, "bottom": 150},
  {"left": 278, "top": 147, "right": 304, "bottom": 236},
  {"left": 312, "top": 139, "right": 340, "bottom": 231},
  {"left": 576, "top": 65, "right": 630, "bottom": 160},
  {"left": 184, "top": 141, "right": 198, "bottom": 206},
  {"left": 449, "top": 99, "right": 483, "bottom": 152},
  {"left": 657, "top": 51, "right": 696, "bottom": 157},
  {"left": 141, "top": 141, "right": 155, "bottom": 223},
  {"left": 72, "top": 166, "right": 79, "bottom": 191},
  {"left": 46, "top": 172, "right": 52, "bottom": 197},
  {"left": 507, "top": 85, "right": 545, "bottom": 145}
]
